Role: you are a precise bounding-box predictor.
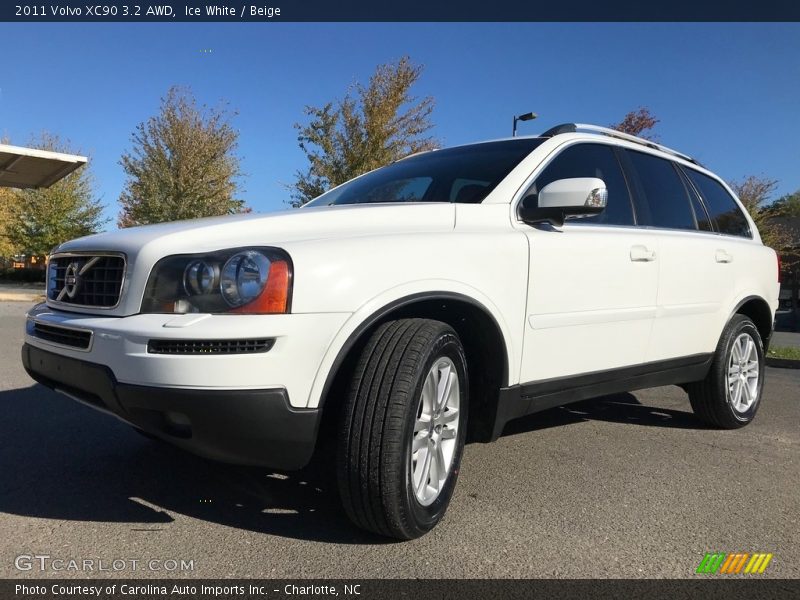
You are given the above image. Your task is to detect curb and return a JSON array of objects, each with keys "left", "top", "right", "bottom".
[
  {"left": 766, "top": 357, "right": 800, "bottom": 370},
  {"left": 0, "top": 293, "right": 44, "bottom": 303}
]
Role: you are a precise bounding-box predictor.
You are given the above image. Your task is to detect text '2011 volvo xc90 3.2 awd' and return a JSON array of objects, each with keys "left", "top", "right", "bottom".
[{"left": 22, "top": 123, "right": 780, "bottom": 539}]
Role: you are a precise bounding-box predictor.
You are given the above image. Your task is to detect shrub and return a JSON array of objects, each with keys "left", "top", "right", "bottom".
[{"left": 0, "top": 268, "right": 46, "bottom": 283}]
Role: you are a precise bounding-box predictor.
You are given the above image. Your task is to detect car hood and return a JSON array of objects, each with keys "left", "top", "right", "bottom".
[
  {"left": 57, "top": 203, "right": 456, "bottom": 256},
  {"left": 51, "top": 203, "right": 457, "bottom": 316}
]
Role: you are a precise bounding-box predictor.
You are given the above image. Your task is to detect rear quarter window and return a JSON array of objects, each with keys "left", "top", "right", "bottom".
[{"left": 684, "top": 168, "right": 752, "bottom": 238}]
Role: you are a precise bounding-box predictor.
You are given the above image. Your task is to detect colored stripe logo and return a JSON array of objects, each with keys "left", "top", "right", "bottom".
[{"left": 696, "top": 552, "right": 773, "bottom": 574}]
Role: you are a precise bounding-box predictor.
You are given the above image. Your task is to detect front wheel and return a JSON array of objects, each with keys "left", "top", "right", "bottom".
[
  {"left": 688, "top": 314, "right": 765, "bottom": 429},
  {"left": 337, "top": 318, "right": 468, "bottom": 539}
]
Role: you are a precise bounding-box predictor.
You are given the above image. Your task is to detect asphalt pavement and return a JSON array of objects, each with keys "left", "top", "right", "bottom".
[
  {"left": 772, "top": 329, "right": 800, "bottom": 349},
  {"left": 0, "top": 301, "right": 798, "bottom": 578}
]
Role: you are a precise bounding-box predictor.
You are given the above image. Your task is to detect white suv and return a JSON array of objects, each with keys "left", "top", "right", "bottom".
[{"left": 22, "top": 123, "right": 780, "bottom": 539}]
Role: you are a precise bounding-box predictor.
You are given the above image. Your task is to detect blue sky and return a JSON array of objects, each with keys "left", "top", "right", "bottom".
[{"left": 2, "top": 23, "right": 798, "bottom": 229}]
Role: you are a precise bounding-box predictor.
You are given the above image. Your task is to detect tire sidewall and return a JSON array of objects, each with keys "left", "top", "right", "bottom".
[
  {"left": 401, "top": 331, "right": 469, "bottom": 533},
  {"left": 720, "top": 318, "right": 765, "bottom": 423}
]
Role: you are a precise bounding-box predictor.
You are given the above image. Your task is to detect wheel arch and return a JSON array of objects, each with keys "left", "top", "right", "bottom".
[
  {"left": 731, "top": 295, "right": 774, "bottom": 351},
  {"left": 313, "top": 291, "right": 513, "bottom": 444}
]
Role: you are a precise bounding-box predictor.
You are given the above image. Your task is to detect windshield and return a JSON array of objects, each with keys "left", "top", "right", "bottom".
[{"left": 304, "top": 138, "right": 545, "bottom": 207}]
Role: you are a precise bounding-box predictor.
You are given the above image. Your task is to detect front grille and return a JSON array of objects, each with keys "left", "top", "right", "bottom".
[
  {"left": 32, "top": 322, "right": 92, "bottom": 350},
  {"left": 147, "top": 338, "right": 275, "bottom": 355},
  {"left": 48, "top": 254, "right": 125, "bottom": 308}
]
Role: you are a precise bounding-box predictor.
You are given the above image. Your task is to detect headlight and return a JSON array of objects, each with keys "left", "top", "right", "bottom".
[
  {"left": 184, "top": 260, "right": 219, "bottom": 296},
  {"left": 220, "top": 250, "right": 271, "bottom": 307},
  {"left": 141, "top": 247, "right": 292, "bottom": 314}
]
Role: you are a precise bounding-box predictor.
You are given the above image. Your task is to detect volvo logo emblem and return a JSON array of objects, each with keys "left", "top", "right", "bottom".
[
  {"left": 57, "top": 257, "right": 100, "bottom": 302},
  {"left": 60, "top": 262, "right": 82, "bottom": 300}
]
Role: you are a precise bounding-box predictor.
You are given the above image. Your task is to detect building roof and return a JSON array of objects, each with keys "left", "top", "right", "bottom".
[{"left": 0, "top": 144, "right": 87, "bottom": 189}]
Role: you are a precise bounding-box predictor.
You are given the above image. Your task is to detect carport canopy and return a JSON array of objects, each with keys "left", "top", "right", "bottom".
[{"left": 0, "top": 143, "right": 87, "bottom": 189}]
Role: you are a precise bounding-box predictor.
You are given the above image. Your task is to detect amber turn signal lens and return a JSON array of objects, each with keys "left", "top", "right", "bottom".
[{"left": 231, "top": 260, "right": 291, "bottom": 314}]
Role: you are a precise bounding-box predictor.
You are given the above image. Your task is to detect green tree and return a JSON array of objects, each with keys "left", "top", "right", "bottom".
[
  {"left": 0, "top": 136, "right": 17, "bottom": 259},
  {"left": 772, "top": 189, "right": 800, "bottom": 218},
  {"left": 290, "top": 56, "right": 438, "bottom": 207},
  {"left": 5, "top": 133, "right": 106, "bottom": 258},
  {"left": 0, "top": 188, "right": 16, "bottom": 259},
  {"left": 770, "top": 188, "right": 800, "bottom": 318},
  {"left": 118, "top": 86, "right": 246, "bottom": 227},
  {"left": 611, "top": 107, "right": 659, "bottom": 140},
  {"left": 730, "top": 176, "right": 793, "bottom": 253}
]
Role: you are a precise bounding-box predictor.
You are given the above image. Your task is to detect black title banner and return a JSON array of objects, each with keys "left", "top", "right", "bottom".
[
  {"left": 3, "top": 0, "right": 800, "bottom": 22},
  {"left": 4, "top": 579, "right": 800, "bottom": 600}
]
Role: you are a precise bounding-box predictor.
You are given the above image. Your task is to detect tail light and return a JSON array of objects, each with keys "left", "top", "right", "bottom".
[{"left": 777, "top": 254, "right": 782, "bottom": 284}]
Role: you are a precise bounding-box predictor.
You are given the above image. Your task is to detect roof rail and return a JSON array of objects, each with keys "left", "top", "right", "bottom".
[{"left": 540, "top": 123, "right": 700, "bottom": 166}]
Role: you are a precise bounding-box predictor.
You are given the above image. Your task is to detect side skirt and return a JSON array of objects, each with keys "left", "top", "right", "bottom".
[{"left": 489, "top": 353, "right": 713, "bottom": 440}]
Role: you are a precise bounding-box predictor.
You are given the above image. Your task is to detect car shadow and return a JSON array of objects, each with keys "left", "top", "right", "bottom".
[
  {"left": 500, "top": 391, "right": 710, "bottom": 437},
  {"left": 0, "top": 383, "right": 706, "bottom": 544},
  {"left": 0, "top": 384, "right": 385, "bottom": 545}
]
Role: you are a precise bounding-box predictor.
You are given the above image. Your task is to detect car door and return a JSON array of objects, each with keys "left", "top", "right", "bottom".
[
  {"left": 618, "top": 149, "right": 735, "bottom": 362},
  {"left": 518, "top": 142, "right": 660, "bottom": 384}
]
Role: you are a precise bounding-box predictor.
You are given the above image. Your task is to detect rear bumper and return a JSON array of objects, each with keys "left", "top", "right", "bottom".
[{"left": 21, "top": 343, "right": 320, "bottom": 470}]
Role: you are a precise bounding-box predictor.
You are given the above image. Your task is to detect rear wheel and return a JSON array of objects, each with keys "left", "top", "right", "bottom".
[
  {"left": 688, "top": 314, "right": 765, "bottom": 429},
  {"left": 337, "top": 318, "right": 468, "bottom": 539}
]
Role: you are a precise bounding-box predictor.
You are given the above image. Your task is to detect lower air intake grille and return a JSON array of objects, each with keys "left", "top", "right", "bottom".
[
  {"left": 32, "top": 323, "right": 92, "bottom": 350},
  {"left": 147, "top": 338, "right": 275, "bottom": 355}
]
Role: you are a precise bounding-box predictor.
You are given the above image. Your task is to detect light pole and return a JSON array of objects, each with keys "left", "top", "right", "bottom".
[{"left": 512, "top": 112, "right": 537, "bottom": 137}]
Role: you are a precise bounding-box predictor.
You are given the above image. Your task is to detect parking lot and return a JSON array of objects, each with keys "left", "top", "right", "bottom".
[{"left": 0, "top": 301, "right": 797, "bottom": 578}]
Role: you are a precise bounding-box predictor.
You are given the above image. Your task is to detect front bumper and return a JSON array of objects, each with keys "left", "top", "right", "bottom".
[
  {"left": 23, "top": 303, "right": 350, "bottom": 408},
  {"left": 22, "top": 344, "right": 320, "bottom": 469}
]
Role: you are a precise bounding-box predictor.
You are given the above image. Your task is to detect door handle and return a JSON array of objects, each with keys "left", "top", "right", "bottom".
[
  {"left": 715, "top": 249, "right": 733, "bottom": 263},
  {"left": 630, "top": 245, "right": 656, "bottom": 262}
]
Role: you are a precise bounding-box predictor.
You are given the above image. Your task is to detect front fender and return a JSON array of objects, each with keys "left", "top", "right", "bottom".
[{"left": 305, "top": 281, "right": 519, "bottom": 409}]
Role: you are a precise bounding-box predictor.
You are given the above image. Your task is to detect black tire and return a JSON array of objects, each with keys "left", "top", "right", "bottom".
[
  {"left": 688, "top": 314, "right": 765, "bottom": 429},
  {"left": 337, "top": 318, "right": 469, "bottom": 539}
]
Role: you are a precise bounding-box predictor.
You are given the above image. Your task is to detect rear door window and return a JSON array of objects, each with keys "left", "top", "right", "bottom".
[{"left": 624, "top": 150, "right": 697, "bottom": 231}]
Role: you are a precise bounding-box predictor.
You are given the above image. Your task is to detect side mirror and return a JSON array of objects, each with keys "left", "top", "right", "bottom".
[{"left": 518, "top": 177, "right": 608, "bottom": 227}]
